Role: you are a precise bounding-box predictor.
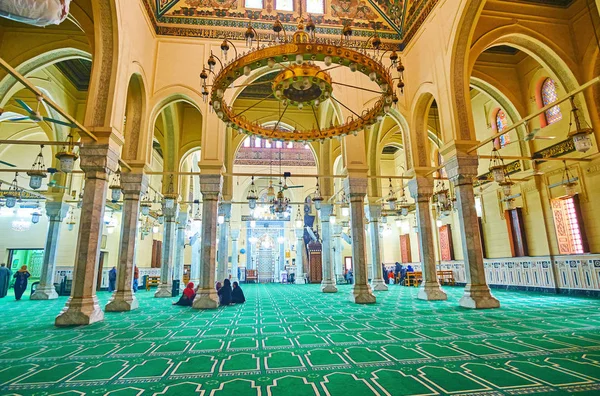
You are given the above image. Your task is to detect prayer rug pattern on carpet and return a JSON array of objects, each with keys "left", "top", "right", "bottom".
[{"left": 1, "top": 284, "right": 600, "bottom": 395}]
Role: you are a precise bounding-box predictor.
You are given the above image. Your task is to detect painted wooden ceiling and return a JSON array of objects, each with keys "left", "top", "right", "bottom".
[{"left": 144, "top": 0, "right": 441, "bottom": 45}]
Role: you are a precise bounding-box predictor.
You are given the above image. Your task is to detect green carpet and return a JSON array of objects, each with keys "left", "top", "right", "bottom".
[{"left": 1, "top": 284, "right": 600, "bottom": 395}]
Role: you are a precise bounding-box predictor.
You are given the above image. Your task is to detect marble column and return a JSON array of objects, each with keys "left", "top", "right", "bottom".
[
  {"left": 189, "top": 234, "right": 201, "bottom": 286},
  {"left": 331, "top": 224, "right": 344, "bottom": 280},
  {"left": 230, "top": 228, "right": 240, "bottom": 283},
  {"left": 173, "top": 210, "right": 189, "bottom": 287},
  {"left": 295, "top": 228, "right": 306, "bottom": 284},
  {"left": 55, "top": 135, "right": 120, "bottom": 326},
  {"left": 193, "top": 174, "right": 222, "bottom": 309},
  {"left": 216, "top": 203, "right": 231, "bottom": 283},
  {"left": 155, "top": 202, "right": 179, "bottom": 297},
  {"left": 106, "top": 171, "right": 148, "bottom": 311},
  {"left": 446, "top": 154, "right": 500, "bottom": 309},
  {"left": 344, "top": 176, "right": 376, "bottom": 304},
  {"left": 367, "top": 205, "right": 388, "bottom": 291},
  {"left": 319, "top": 204, "right": 338, "bottom": 293},
  {"left": 407, "top": 176, "right": 447, "bottom": 301},
  {"left": 31, "top": 201, "right": 70, "bottom": 300}
]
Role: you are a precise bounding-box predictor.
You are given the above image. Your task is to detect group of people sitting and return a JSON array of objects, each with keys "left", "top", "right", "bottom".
[
  {"left": 173, "top": 278, "right": 246, "bottom": 307},
  {"left": 384, "top": 262, "right": 414, "bottom": 285}
]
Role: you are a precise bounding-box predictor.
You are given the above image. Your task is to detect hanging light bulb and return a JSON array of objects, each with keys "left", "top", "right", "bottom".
[
  {"left": 109, "top": 170, "right": 122, "bottom": 203},
  {"left": 247, "top": 176, "right": 258, "bottom": 210},
  {"left": 386, "top": 178, "right": 397, "bottom": 210},
  {"left": 561, "top": 160, "right": 578, "bottom": 196},
  {"left": 567, "top": 96, "right": 594, "bottom": 153},
  {"left": 4, "top": 173, "right": 19, "bottom": 208},
  {"left": 313, "top": 177, "right": 323, "bottom": 211},
  {"left": 55, "top": 134, "right": 78, "bottom": 173},
  {"left": 488, "top": 148, "right": 506, "bottom": 183},
  {"left": 31, "top": 209, "right": 42, "bottom": 224},
  {"left": 220, "top": 39, "right": 230, "bottom": 60},
  {"left": 266, "top": 180, "right": 276, "bottom": 201},
  {"left": 27, "top": 146, "right": 46, "bottom": 190}
]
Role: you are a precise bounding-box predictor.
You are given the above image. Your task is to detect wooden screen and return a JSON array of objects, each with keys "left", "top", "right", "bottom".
[
  {"left": 151, "top": 240, "right": 162, "bottom": 268},
  {"left": 505, "top": 208, "right": 528, "bottom": 257},
  {"left": 551, "top": 196, "right": 589, "bottom": 254},
  {"left": 400, "top": 235, "right": 412, "bottom": 263},
  {"left": 307, "top": 240, "right": 323, "bottom": 283},
  {"left": 438, "top": 225, "right": 454, "bottom": 261}
]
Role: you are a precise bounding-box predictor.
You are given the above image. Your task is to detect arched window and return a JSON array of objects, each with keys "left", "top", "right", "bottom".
[
  {"left": 495, "top": 109, "right": 510, "bottom": 148},
  {"left": 276, "top": 0, "right": 294, "bottom": 11},
  {"left": 243, "top": 137, "right": 251, "bottom": 147},
  {"left": 541, "top": 78, "right": 562, "bottom": 125},
  {"left": 306, "top": 0, "right": 324, "bottom": 14}
]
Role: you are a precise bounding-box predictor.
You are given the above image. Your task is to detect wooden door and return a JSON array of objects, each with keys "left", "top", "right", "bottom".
[
  {"left": 151, "top": 240, "right": 162, "bottom": 268},
  {"left": 96, "top": 252, "right": 105, "bottom": 291},
  {"left": 506, "top": 208, "right": 528, "bottom": 257},
  {"left": 438, "top": 225, "right": 454, "bottom": 261},
  {"left": 307, "top": 240, "right": 322, "bottom": 283},
  {"left": 399, "top": 235, "right": 412, "bottom": 263}
]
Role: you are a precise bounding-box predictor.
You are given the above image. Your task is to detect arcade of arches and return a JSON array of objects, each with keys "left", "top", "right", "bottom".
[{"left": 1, "top": 0, "right": 600, "bottom": 394}]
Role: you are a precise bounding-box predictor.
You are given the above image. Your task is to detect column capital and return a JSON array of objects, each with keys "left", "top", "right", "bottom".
[
  {"left": 230, "top": 228, "right": 240, "bottom": 240},
  {"left": 407, "top": 176, "right": 433, "bottom": 202},
  {"left": 221, "top": 202, "right": 232, "bottom": 220},
  {"left": 320, "top": 203, "right": 334, "bottom": 219},
  {"left": 366, "top": 204, "right": 381, "bottom": 222},
  {"left": 163, "top": 202, "right": 180, "bottom": 220},
  {"left": 120, "top": 171, "right": 149, "bottom": 197},
  {"left": 200, "top": 174, "right": 223, "bottom": 199},
  {"left": 444, "top": 154, "right": 479, "bottom": 186},
  {"left": 343, "top": 176, "right": 368, "bottom": 199},
  {"left": 45, "top": 201, "right": 70, "bottom": 221},
  {"left": 78, "top": 134, "right": 121, "bottom": 179}
]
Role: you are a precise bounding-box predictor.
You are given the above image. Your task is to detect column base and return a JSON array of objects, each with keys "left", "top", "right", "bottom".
[
  {"left": 105, "top": 292, "right": 139, "bottom": 312},
  {"left": 295, "top": 275, "right": 306, "bottom": 284},
  {"left": 459, "top": 284, "right": 500, "bottom": 309},
  {"left": 417, "top": 281, "right": 447, "bottom": 301},
  {"left": 193, "top": 289, "right": 219, "bottom": 309},
  {"left": 55, "top": 296, "right": 104, "bottom": 326},
  {"left": 30, "top": 285, "right": 59, "bottom": 300},
  {"left": 371, "top": 278, "right": 388, "bottom": 291},
  {"left": 350, "top": 284, "right": 376, "bottom": 304},
  {"left": 154, "top": 284, "right": 172, "bottom": 298},
  {"left": 321, "top": 280, "right": 338, "bottom": 293}
]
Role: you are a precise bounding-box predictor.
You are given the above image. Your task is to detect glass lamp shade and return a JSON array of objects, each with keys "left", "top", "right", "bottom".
[
  {"left": 67, "top": 222, "right": 75, "bottom": 231},
  {"left": 313, "top": 198, "right": 322, "bottom": 211},
  {"left": 490, "top": 166, "right": 505, "bottom": 183},
  {"left": 110, "top": 186, "right": 122, "bottom": 202},
  {"left": 388, "top": 199, "right": 397, "bottom": 211},
  {"left": 395, "top": 218, "right": 402, "bottom": 228},
  {"left": 248, "top": 197, "right": 257, "bottom": 210},
  {"left": 437, "top": 191, "right": 448, "bottom": 205},
  {"left": 106, "top": 224, "right": 115, "bottom": 234},
  {"left": 153, "top": 226, "right": 159, "bottom": 233},
  {"left": 218, "top": 215, "right": 225, "bottom": 224},
  {"left": 572, "top": 132, "right": 593, "bottom": 153},
  {"left": 31, "top": 211, "right": 41, "bottom": 224},
  {"left": 165, "top": 197, "right": 175, "bottom": 209},
  {"left": 506, "top": 199, "right": 516, "bottom": 210},
  {"left": 564, "top": 182, "right": 577, "bottom": 196},
  {"left": 329, "top": 215, "right": 336, "bottom": 224},
  {"left": 500, "top": 181, "right": 513, "bottom": 197},
  {"left": 55, "top": 152, "right": 78, "bottom": 173},
  {"left": 400, "top": 207, "right": 409, "bottom": 216},
  {"left": 158, "top": 215, "right": 164, "bottom": 225},
  {"left": 380, "top": 215, "right": 387, "bottom": 224},
  {"left": 27, "top": 171, "right": 46, "bottom": 190},
  {"left": 5, "top": 195, "right": 16, "bottom": 208},
  {"left": 436, "top": 219, "right": 443, "bottom": 228},
  {"left": 295, "top": 219, "right": 303, "bottom": 228},
  {"left": 141, "top": 204, "right": 151, "bottom": 216},
  {"left": 341, "top": 206, "right": 349, "bottom": 217}
]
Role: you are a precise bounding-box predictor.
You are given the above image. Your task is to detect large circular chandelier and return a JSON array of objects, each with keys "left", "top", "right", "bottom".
[{"left": 201, "top": 16, "right": 403, "bottom": 142}]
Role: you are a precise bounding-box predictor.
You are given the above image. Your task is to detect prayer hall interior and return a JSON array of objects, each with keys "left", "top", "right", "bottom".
[{"left": 1, "top": 0, "right": 600, "bottom": 394}]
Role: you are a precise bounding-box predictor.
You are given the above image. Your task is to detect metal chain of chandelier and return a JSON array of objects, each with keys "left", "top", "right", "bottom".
[{"left": 200, "top": 15, "right": 404, "bottom": 142}]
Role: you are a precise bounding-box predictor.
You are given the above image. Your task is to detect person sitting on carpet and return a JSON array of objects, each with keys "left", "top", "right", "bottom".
[
  {"left": 173, "top": 282, "right": 195, "bottom": 306},
  {"left": 388, "top": 270, "right": 395, "bottom": 284},
  {"left": 13, "top": 265, "right": 30, "bottom": 301},
  {"left": 231, "top": 281, "right": 246, "bottom": 304},
  {"left": 218, "top": 278, "right": 232, "bottom": 306}
]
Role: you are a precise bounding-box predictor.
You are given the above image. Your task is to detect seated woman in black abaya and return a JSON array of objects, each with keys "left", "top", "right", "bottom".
[
  {"left": 218, "top": 278, "right": 232, "bottom": 306},
  {"left": 231, "top": 281, "right": 246, "bottom": 304},
  {"left": 173, "top": 282, "right": 196, "bottom": 306}
]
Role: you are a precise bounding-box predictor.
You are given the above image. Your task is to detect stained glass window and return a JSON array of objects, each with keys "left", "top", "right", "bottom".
[
  {"left": 541, "top": 78, "right": 562, "bottom": 125},
  {"left": 276, "top": 0, "right": 293, "bottom": 11},
  {"left": 245, "top": 0, "right": 263, "bottom": 8},
  {"left": 254, "top": 137, "right": 262, "bottom": 148},
  {"left": 306, "top": 0, "right": 324, "bottom": 14},
  {"left": 243, "top": 137, "right": 251, "bottom": 147},
  {"left": 495, "top": 109, "right": 510, "bottom": 148}
]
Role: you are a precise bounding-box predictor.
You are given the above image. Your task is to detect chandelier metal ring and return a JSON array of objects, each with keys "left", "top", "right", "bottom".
[{"left": 210, "top": 39, "right": 395, "bottom": 142}]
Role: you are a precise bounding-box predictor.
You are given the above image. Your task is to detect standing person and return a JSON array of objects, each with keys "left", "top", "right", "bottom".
[
  {"left": 0, "top": 263, "right": 10, "bottom": 298},
  {"left": 382, "top": 263, "right": 388, "bottom": 284},
  {"left": 218, "top": 278, "right": 232, "bottom": 306},
  {"left": 108, "top": 266, "right": 117, "bottom": 292},
  {"left": 231, "top": 281, "right": 246, "bottom": 304},
  {"left": 173, "top": 282, "right": 195, "bottom": 306},
  {"left": 133, "top": 266, "right": 139, "bottom": 292},
  {"left": 13, "top": 265, "right": 30, "bottom": 301}
]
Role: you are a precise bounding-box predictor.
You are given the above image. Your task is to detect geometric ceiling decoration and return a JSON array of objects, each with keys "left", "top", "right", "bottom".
[
  {"left": 54, "top": 59, "right": 93, "bottom": 91},
  {"left": 144, "top": 0, "right": 440, "bottom": 46}
]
